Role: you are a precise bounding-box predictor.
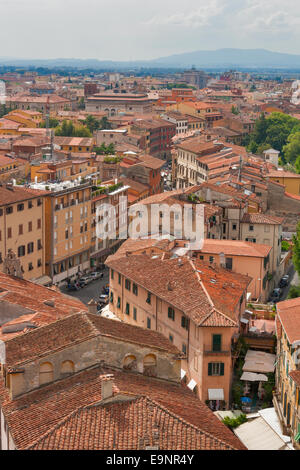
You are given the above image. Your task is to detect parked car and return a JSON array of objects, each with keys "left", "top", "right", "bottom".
[
  {"left": 98, "top": 294, "right": 109, "bottom": 305},
  {"left": 279, "top": 275, "right": 289, "bottom": 288},
  {"left": 270, "top": 288, "right": 282, "bottom": 303},
  {"left": 78, "top": 276, "right": 93, "bottom": 287},
  {"left": 89, "top": 272, "right": 104, "bottom": 280}
]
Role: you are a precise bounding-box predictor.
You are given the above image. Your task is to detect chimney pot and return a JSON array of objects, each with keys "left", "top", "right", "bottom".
[{"left": 100, "top": 374, "right": 114, "bottom": 400}]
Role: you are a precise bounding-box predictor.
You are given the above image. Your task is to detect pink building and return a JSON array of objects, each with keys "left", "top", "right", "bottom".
[{"left": 106, "top": 239, "right": 251, "bottom": 410}]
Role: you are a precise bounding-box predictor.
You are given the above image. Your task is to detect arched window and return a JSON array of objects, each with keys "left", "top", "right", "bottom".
[
  {"left": 61, "top": 360, "right": 75, "bottom": 377},
  {"left": 39, "top": 362, "right": 54, "bottom": 385},
  {"left": 143, "top": 354, "right": 157, "bottom": 377},
  {"left": 123, "top": 355, "right": 137, "bottom": 371}
]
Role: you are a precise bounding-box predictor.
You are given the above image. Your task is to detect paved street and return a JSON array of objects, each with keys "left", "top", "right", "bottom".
[{"left": 60, "top": 268, "right": 110, "bottom": 305}]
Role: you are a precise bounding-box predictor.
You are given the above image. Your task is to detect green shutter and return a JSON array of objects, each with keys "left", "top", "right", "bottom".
[
  {"left": 208, "top": 363, "right": 212, "bottom": 376},
  {"left": 220, "top": 363, "right": 225, "bottom": 376},
  {"left": 117, "top": 297, "right": 120, "bottom": 309},
  {"left": 213, "top": 335, "right": 222, "bottom": 352},
  {"left": 126, "top": 303, "right": 130, "bottom": 315}
]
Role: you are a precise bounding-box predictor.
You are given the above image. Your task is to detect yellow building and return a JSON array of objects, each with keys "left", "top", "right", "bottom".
[
  {"left": 0, "top": 184, "right": 46, "bottom": 283},
  {"left": 3, "top": 110, "right": 43, "bottom": 128},
  {"left": 28, "top": 179, "right": 93, "bottom": 285},
  {"left": 275, "top": 298, "right": 300, "bottom": 448},
  {"left": 267, "top": 170, "right": 300, "bottom": 196},
  {"left": 54, "top": 137, "right": 94, "bottom": 153}
]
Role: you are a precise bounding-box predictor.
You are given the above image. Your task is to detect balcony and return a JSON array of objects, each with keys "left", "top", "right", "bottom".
[{"left": 203, "top": 346, "right": 231, "bottom": 356}]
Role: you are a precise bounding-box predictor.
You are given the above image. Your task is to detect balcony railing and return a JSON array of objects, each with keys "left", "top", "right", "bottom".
[{"left": 203, "top": 346, "right": 231, "bottom": 356}]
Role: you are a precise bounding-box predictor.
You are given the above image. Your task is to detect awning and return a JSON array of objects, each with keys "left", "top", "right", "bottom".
[
  {"left": 181, "top": 369, "right": 186, "bottom": 380},
  {"left": 243, "top": 350, "right": 275, "bottom": 374},
  {"left": 208, "top": 389, "right": 224, "bottom": 400},
  {"left": 32, "top": 275, "right": 52, "bottom": 286},
  {"left": 241, "top": 372, "right": 268, "bottom": 382},
  {"left": 187, "top": 379, "right": 197, "bottom": 391}
]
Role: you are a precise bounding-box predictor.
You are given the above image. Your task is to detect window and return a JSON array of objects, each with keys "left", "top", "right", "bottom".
[
  {"left": 39, "top": 362, "right": 54, "bottom": 385},
  {"left": 133, "top": 283, "right": 138, "bottom": 296},
  {"left": 147, "top": 317, "right": 151, "bottom": 329},
  {"left": 146, "top": 292, "right": 151, "bottom": 304},
  {"left": 249, "top": 225, "right": 254, "bottom": 231},
  {"left": 19, "top": 224, "right": 23, "bottom": 235},
  {"left": 168, "top": 307, "right": 175, "bottom": 321},
  {"left": 6, "top": 207, "right": 13, "bottom": 214},
  {"left": 37, "top": 219, "right": 41, "bottom": 229},
  {"left": 123, "top": 355, "right": 137, "bottom": 371},
  {"left": 126, "top": 303, "right": 130, "bottom": 315},
  {"left": 125, "top": 279, "right": 131, "bottom": 290},
  {"left": 61, "top": 360, "right": 74, "bottom": 377},
  {"left": 225, "top": 257, "right": 233, "bottom": 270},
  {"left": 118, "top": 273, "right": 121, "bottom": 285},
  {"left": 117, "top": 296, "right": 121, "bottom": 309},
  {"left": 169, "top": 334, "right": 173, "bottom": 343},
  {"left": 209, "top": 256, "right": 214, "bottom": 264},
  {"left": 18, "top": 245, "right": 25, "bottom": 257},
  {"left": 133, "top": 307, "right": 137, "bottom": 321},
  {"left": 7, "top": 228, "right": 12, "bottom": 238},
  {"left": 212, "top": 334, "right": 222, "bottom": 352},
  {"left": 181, "top": 316, "right": 189, "bottom": 330},
  {"left": 208, "top": 362, "right": 224, "bottom": 376},
  {"left": 37, "top": 259, "right": 42, "bottom": 267},
  {"left": 28, "top": 262, "right": 33, "bottom": 271},
  {"left": 232, "top": 224, "right": 237, "bottom": 230},
  {"left": 17, "top": 203, "right": 24, "bottom": 212},
  {"left": 27, "top": 242, "right": 34, "bottom": 254},
  {"left": 111, "top": 269, "right": 114, "bottom": 280},
  {"left": 110, "top": 291, "right": 114, "bottom": 303},
  {"left": 182, "top": 343, "right": 187, "bottom": 355},
  {"left": 38, "top": 239, "right": 42, "bottom": 250},
  {"left": 37, "top": 198, "right": 42, "bottom": 206},
  {"left": 28, "top": 221, "right": 32, "bottom": 232},
  {"left": 28, "top": 201, "right": 33, "bottom": 209}
]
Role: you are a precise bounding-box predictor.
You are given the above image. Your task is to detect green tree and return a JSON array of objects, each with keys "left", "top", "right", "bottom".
[
  {"left": 99, "top": 116, "right": 112, "bottom": 130},
  {"left": 55, "top": 120, "right": 91, "bottom": 137},
  {"left": 84, "top": 115, "right": 100, "bottom": 133},
  {"left": 292, "top": 221, "right": 300, "bottom": 278},
  {"left": 283, "top": 131, "right": 300, "bottom": 166},
  {"left": 78, "top": 97, "right": 85, "bottom": 110},
  {"left": 288, "top": 285, "right": 300, "bottom": 299},
  {"left": 231, "top": 105, "right": 239, "bottom": 115}
]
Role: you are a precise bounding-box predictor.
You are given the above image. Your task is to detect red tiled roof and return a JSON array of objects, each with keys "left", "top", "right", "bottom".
[
  {"left": 0, "top": 186, "right": 48, "bottom": 207},
  {"left": 199, "top": 240, "right": 271, "bottom": 258},
  {"left": 106, "top": 254, "right": 250, "bottom": 326},
  {"left": 4, "top": 312, "right": 180, "bottom": 368},
  {"left": 276, "top": 297, "right": 300, "bottom": 344},
  {"left": 0, "top": 365, "right": 245, "bottom": 450},
  {"left": 289, "top": 370, "right": 300, "bottom": 388},
  {"left": 241, "top": 213, "right": 283, "bottom": 225}
]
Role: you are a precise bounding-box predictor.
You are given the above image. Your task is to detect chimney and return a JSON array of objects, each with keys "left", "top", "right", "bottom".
[
  {"left": 219, "top": 252, "right": 226, "bottom": 268},
  {"left": 100, "top": 374, "right": 114, "bottom": 400},
  {"left": 88, "top": 299, "right": 98, "bottom": 314}
]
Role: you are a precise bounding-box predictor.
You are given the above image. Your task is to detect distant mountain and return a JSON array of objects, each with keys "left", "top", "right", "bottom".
[{"left": 1, "top": 49, "right": 300, "bottom": 70}]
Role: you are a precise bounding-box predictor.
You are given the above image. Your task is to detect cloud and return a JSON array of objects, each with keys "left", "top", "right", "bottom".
[
  {"left": 146, "top": 0, "right": 225, "bottom": 28},
  {"left": 235, "top": 0, "right": 300, "bottom": 34}
]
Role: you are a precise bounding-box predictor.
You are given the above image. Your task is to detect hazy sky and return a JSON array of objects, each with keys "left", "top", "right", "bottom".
[{"left": 1, "top": 0, "right": 300, "bottom": 60}]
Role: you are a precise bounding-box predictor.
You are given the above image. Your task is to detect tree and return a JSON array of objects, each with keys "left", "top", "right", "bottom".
[
  {"left": 78, "top": 97, "right": 85, "bottom": 110},
  {"left": 39, "top": 118, "right": 59, "bottom": 128},
  {"left": 84, "top": 115, "right": 100, "bottom": 133},
  {"left": 283, "top": 131, "right": 300, "bottom": 166},
  {"left": 288, "top": 285, "right": 300, "bottom": 299},
  {"left": 292, "top": 221, "right": 300, "bottom": 278},
  {"left": 231, "top": 105, "right": 239, "bottom": 115},
  {"left": 55, "top": 120, "right": 91, "bottom": 137},
  {"left": 99, "top": 116, "right": 112, "bottom": 130}
]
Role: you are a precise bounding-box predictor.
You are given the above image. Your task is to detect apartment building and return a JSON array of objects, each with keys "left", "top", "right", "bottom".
[
  {"left": 106, "top": 241, "right": 251, "bottom": 409},
  {"left": 90, "top": 181, "right": 129, "bottom": 266},
  {"left": 174, "top": 138, "right": 224, "bottom": 188},
  {"left": 240, "top": 213, "right": 283, "bottom": 276},
  {"left": 28, "top": 179, "right": 93, "bottom": 285},
  {"left": 194, "top": 239, "right": 272, "bottom": 302},
  {"left": 131, "top": 118, "right": 176, "bottom": 160},
  {"left": 30, "top": 159, "right": 97, "bottom": 183},
  {"left": 6, "top": 94, "right": 71, "bottom": 114},
  {"left": 275, "top": 298, "right": 300, "bottom": 449},
  {"left": 0, "top": 184, "right": 46, "bottom": 282},
  {"left": 160, "top": 111, "right": 188, "bottom": 135}
]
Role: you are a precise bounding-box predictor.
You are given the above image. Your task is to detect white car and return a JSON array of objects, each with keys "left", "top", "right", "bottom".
[{"left": 89, "top": 272, "right": 104, "bottom": 280}]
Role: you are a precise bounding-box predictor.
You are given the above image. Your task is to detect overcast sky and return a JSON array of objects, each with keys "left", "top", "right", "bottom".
[{"left": 1, "top": 0, "right": 300, "bottom": 60}]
